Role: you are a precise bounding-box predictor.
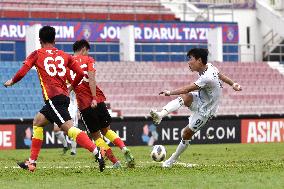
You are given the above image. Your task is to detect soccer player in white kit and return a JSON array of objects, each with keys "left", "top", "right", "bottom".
[
  {"left": 54, "top": 90, "right": 78, "bottom": 155},
  {"left": 150, "top": 48, "right": 242, "bottom": 168},
  {"left": 68, "top": 90, "right": 78, "bottom": 155}
]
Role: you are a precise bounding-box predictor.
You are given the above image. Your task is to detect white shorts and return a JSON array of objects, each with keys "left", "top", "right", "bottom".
[
  {"left": 187, "top": 92, "right": 210, "bottom": 132},
  {"left": 187, "top": 112, "right": 209, "bottom": 132},
  {"left": 189, "top": 92, "right": 200, "bottom": 112}
]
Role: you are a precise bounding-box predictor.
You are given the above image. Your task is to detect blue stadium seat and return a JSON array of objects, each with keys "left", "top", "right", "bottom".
[
  {"left": 0, "top": 62, "right": 44, "bottom": 119},
  {"left": 0, "top": 111, "right": 7, "bottom": 118},
  {"left": 4, "top": 104, "right": 11, "bottom": 109}
]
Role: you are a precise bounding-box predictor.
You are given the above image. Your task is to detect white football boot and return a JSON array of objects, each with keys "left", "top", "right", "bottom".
[
  {"left": 150, "top": 109, "right": 162, "bottom": 125},
  {"left": 162, "top": 154, "right": 177, "bottom": 168}
]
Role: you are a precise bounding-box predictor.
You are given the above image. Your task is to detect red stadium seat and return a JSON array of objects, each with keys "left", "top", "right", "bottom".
[
  {"left": 0, "top": 0, "right": 176, "bottom": 21},
  {"left": 95, "top": 61, "right": 284, "bottom": 117}
]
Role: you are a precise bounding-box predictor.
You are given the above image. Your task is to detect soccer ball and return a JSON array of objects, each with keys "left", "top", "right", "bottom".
[{"left": 150, "top": 145, "right": 166, "bottom": 162}]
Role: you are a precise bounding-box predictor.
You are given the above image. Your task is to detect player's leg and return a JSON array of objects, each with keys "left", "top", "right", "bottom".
[
  {"left": 17, "top": 111, "right": 49, "bottom": 172},
  {"left": 150, "top": 93, "right": 194, "bottom": 125},
  {"left": 98, "top": 102, "right": 135, "bottom": 168},
  {"left": 49, "top": 95, "right": 105, "bottom": 171},
  {"left": 54, "top": 124, "right": 69, "bottom": 154},
  {"left": 80, "top": 105, "right": 123, "bottom": 168},
  {"left": 162, "top": 127, "right": 193, "bottom": 168},
  {"left": 60, "top": 120, "right": 105, "bottom": 171},
  {"left": 70, "top": 140, "right": 77, "bottom": 155},
  {"left": 101, "top": 126, "right": 135, "bottom": 168},
  {"left": 90, "top": 131, "right": 121, "bottom": 168},
  {"left": 162, "top": 113, "right": 209, "bottom": 168},
  {"left": 68, "top": 91, "right": 78, "bottom": 155},
  {"left": 70, "top": 115, "right": 78, "bottom": 156},
  {"left": 101, "top": 127, "right": 126, "bottom": 151}
]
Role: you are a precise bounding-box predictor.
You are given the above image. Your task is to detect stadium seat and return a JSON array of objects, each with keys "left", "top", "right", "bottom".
[
  {"left": 96, "top": 61, "right": 284, "bottom": 117},
  {"left": 0, "top": 61, "right": 283, "bottom": 118},
  {"left": 0, "top": 0, "right": 176, "bottom": 21}
]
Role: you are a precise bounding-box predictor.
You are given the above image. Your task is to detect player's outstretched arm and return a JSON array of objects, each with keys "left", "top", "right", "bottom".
[
  {"left": 159, "top": 83, "right": 199, "bottom": 96},
  {"left": 4, "top": 64, "right": 32, "bottom": 87},
  {"left": 218, "top": 72, "right": 242, "bottom": 91},
  {"left": 4, "top": 50, "right": 37, "bottom": 87}
]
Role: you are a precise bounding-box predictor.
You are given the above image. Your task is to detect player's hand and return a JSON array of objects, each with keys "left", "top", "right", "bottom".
[
  {"left": 232, "top": 83, "right": 242, "bottom": 91},
  {"left": 91, "top": 99, "right": 97, "bottom": 108},
  {"left": 159, "top": 90, "right": 171, "bottom": 96},
  {"left": 4, "top": 79, "right": 14, "bottom": 87}
]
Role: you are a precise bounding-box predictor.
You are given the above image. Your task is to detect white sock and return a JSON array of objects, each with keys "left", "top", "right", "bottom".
[
  {"left": 55, "top": 131, "right": 68, "bottom": 148},
  {"left": 93, "top": 147, "right": 98, "bottom": 155},
  {"left": 121, "top": 146, "right": 128, "bottom": 154},
  {"left": 171, "top": 139, "right": 190, "bottom": 160},
  {"left": 28, "top": 158, "right": 36, "bottom": 164},
  {"left": 71, "top": 140, "right": 77, "bottom": 153},
  {"left": 160, "top": 97, "right": 184, "bottom": 117}
]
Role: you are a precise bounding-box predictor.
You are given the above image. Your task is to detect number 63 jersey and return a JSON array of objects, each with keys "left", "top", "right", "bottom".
[{"left": 20, "top": 48, "right": 83, "bottom": 101}]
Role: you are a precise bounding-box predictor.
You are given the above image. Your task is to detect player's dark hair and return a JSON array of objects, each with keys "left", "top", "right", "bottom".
[
  {"left": 187, "top": 48, "right": 208, "bottom": 65},
  {"left": 39, "top": 26, "right": 56, "bottom": 43},
  {"left": 73, "top": 39, "right": 90, "bottom": 52}
]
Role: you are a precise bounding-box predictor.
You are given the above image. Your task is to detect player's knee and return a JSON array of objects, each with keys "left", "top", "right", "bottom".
[
  {"left": 53, "top": 124, "right": 61, "bottom": 132},
  {"left": 101, "top": 127, "right": 110, "bottom": 136},
  {"left": 182, "top": 127, "right": 194, "bottom": 140},
  {"left": 33, "top": 112, "right": 47, "bottom": 127},
  {"left": 180, "top": 94, "right": 193, "bottom": 107},
  {"left": 90, "top": 131, "right": 102, "bottom": 140},
  {"left": 60, "top": 120, "right": 74, "bottom": 133},
  {"left": 33, "top": 116, "right": 41, "bottom": 126}
]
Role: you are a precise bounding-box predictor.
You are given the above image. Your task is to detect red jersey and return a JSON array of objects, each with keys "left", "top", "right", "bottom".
[
  {"left": 67, "top": 55, "right": 106, "bottom": 111},
  {"left": 12, "top": 47, "right": 84, "bottom": 101}
]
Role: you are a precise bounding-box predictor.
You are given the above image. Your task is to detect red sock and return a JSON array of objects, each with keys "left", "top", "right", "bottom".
[
  {"left": 113, "top": 138, "right": 125, "bottom": 150},
  {"left": 106, "top": 148, "right": 119, "bottom": 164},
  {"left": 76, "top": 132, "right": 96, "bottom": 152},
  {"left": 30, "top": 138, "right": 43, "bottom": 161}
]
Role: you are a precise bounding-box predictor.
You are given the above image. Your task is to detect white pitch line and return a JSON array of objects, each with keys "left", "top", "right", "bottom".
[
  {"left": 4, "top": 161, "right": 283, "bottom": 170},
  {"left": 4, "top": 164, "right": 145, "bottom": 169},
  {"left": 142, "top": 160, "right": 199, "bottom": 168},
  {"left": 5, "top": 165, "right": 113, "bottom": 169}
]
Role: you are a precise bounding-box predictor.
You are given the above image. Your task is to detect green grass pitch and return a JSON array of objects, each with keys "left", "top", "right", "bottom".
[{"left": 0, "top": 143, "right": 284, "bottom": 189}]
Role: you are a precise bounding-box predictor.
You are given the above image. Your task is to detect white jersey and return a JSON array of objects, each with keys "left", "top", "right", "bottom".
[
  {"left": 68, "top": 90, "right": 78, "bottom": 126},
  {"left": 193, "top": 63, "right": 222, "bottom": 117}
]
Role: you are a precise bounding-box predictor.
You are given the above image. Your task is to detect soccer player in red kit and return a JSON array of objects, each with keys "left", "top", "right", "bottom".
[
  {"left": 68, "top": 39, "right": 135, "bottom": 168},
  {"left": 3, "top": 26, "right": 105, "bottom": 172}
]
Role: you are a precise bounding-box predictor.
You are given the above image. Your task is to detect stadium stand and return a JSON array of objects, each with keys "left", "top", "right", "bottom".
[
  {"left": 0, "top": 0, "right": 176, "bottom": 21},
  {"left": 0, "top": 0, "right": 283, "bottom": 119},
  {"left": 0, "top": 61, "right": 43, "bottom": 119},
  {"left": 1, "top": 61, "right": 283, "bottom": 119},
  {"left": 189, "top": 0, "right": 256, "bottom": 9},
  {"left": 0, "top": 1, "right": 239, "bottom": 62},
  {"left": 97, "top": 61, "right": 284, "bottom": 117},
  {"left": 0, "top": 37, "right": 238, "bottom": 62}
]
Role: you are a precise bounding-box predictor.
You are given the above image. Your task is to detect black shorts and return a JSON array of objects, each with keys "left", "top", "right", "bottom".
[
  {"left": 80, "top": 102, "right": 112, "bottom": 133},
  {"left": 40, "top": 95, "right": 71, "bottom": 126}
]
